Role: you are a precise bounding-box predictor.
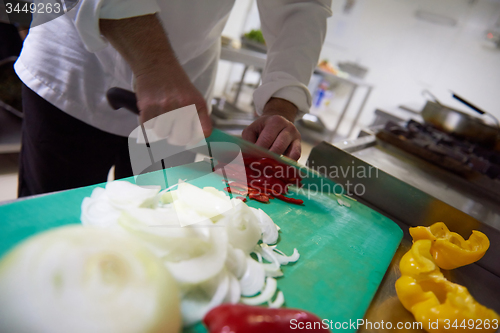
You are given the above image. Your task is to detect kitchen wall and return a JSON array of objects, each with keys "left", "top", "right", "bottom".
[
  {"left": 215, "top": 0, "right": 500, "bottom": 137},
  {"left": 321, "top": 0, "right": 500, "bottom": 134}
]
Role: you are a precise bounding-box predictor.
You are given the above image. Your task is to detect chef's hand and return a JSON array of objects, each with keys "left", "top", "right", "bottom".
[
  {"left": 242, "top": 98, "right": 301, "bottom": 161},
  {"left": 135, "top": 67, "right": 213, "bottom": 141},
  {"left": 100, "top": 14, "right": 213, "bottom": 144}
]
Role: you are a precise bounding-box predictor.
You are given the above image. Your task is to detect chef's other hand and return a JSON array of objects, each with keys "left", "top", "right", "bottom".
[{"left": 242, "top": 98, "right": 301, "bottom": 161}]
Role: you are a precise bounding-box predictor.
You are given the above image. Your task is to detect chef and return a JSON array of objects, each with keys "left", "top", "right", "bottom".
[{"left": 15, "top": 0, "right": 332, "bottom": 197}]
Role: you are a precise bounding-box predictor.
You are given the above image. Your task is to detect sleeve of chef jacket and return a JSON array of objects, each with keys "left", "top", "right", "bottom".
[
  {"left": 254, "top": 0, "right": 332, "bottom": 118},
  {"left": 70, "top": 0, "right": 161, "bottom": 52}
]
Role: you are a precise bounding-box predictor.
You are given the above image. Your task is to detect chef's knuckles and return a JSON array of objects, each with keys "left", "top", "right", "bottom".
[{"left": 243, "top": 115, "right": 301, "bottom": 160}]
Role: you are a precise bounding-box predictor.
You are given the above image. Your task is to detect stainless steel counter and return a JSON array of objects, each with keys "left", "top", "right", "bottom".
[
  {"left": 359, "top": 219, "right": 500, "bottom": 332},
  {"left": 307, "top": 135, "right": 500, "bottom": 329},
  {"left": 336, "top": 136, "right": 500, "bottom": 229}
]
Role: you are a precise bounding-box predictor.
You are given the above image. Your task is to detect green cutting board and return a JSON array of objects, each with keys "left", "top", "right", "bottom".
[{"left": 0, "top": 130, "right": 402, "bottom": 332}]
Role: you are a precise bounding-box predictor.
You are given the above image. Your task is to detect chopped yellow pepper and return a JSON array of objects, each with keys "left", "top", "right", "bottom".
[
  {"left": 410, "top": 222, "right": 490, "bottom": 270},
  {"left": 396, "top": 239, "right": 499, "bottom": 333}
]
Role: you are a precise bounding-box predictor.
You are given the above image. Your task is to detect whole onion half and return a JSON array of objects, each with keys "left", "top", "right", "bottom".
[{"left": 0, "top": 226, "right": 181, "bottom": 333}]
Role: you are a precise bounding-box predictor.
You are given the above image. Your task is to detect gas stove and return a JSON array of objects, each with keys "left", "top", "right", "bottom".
[{"left": 376, "top": 120, "right": 500, "bottom": 198}]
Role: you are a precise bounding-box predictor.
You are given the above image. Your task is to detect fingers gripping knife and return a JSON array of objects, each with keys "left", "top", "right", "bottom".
[
  {"left": 106, "top": 87, "right": 141, "bottom": 115},
  {"left": 106, "top": 88, "right": 160, "bottom": 177},
  {"left": 105, "top": 87, "right": 218, "bottom": 186}
]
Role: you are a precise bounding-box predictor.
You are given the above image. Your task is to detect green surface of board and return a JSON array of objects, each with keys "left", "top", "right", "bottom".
[{"left": 0, "top": 130, "right": 402, "bottom": 332}]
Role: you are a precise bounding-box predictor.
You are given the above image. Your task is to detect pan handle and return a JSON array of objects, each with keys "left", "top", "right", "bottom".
[
  {"left": 451, "top": 92, "right": 485, "bottom": 115},
  {"left": 106, "top": 87, "right": 140, "bottom": 115},
  {"left": 451, "top": 91, "right": 499, "bottom": 127},
  {"left": 421, "top": 89, "right": 442, "bottom": 105}
]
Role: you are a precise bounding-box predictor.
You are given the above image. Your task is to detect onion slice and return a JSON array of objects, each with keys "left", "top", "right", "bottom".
[
  {"left": 250, "top": 207, "right": 279, "bottom": 244},
  {"left": 78, "top": 180, "right": 300, "bottom": 323},
  {"left": 104, "top": 181, "right": 160, "bottom": 209},
  {"left": 0, "top": 226, "right": 181, "bottom": 333},
  {"left": 239, "top": 257, "right": 265, "bottom": 297},
  {"left": 240, "top": 277, "right": 278, "bottom": 305},
  {"left": 268, "top": 291, "right": 285, "bottom": 308},
  {"left": 165, "top": 228, "right": 228, "bottom": 285}
]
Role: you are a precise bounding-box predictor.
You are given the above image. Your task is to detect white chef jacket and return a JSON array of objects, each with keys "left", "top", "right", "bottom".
[{"left": 15, "top": 0, "right": 332, "bottom": 137}]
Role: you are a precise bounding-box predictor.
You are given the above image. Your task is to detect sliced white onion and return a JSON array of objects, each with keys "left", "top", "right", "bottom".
[
  {"left": 337, "top": 198, "right": 351, "bottom": 208},
  {"left": 175, "top": 182, "right": 232, "bottom": 219},
  {"left": 256, "top": 244, "right": 300, "bottom": 266},
  {"left": 268, "top": 291, "right": 285, "bottom": 308},
  {"left": 180, "top": 270, "right": 230, "bottom": 327},
  {"left": 271, "top": 247, "right": 301, "bottom": 265},
  {"left": 262, "top": 264, "right": 284, "bottom": 278},
  {"left": 104, "top": 181, "right": 160, "bottom": 209},
  {"left": 250, "top": 207, "right": 279, "bottom": 244},
  {"left": 225, "top": 245, "right": 248, "bottom": 279},
  {"left": 343, "top": 194, "right": 357, "bottom": 202},
  {"left": 172, "top": 199, "right": 216, "bottom": 227},
  {"left": 0, "top": 226, "right": 181, "bottom": 333},
  {"left": 80, "top": 183, "right": 160, "bottom": 229},
  {"left": 239, "top": 257, "right": 265, "bottom": 297},
  {"left": 240, "top": 277, "right": 278, "bottom": 305},
  {"left": 165, "top": 228, "right": 228, "bottom": 285},
  {"left": 77, "top": 180, "right": 300, "bottom": 325},
  {"left": 224, "top": 273, "right": 242, "bottom": 304},
  {"left": 80, "top": 195, "right": 122, "bottom": 229},
  {"left": 117, "top": 208, "right": 211, "bottom": 262},
  {"left": 203, "top": 186, "right": 230, "bottom": 200},
  {"left": 219, "top": 200, "right": 261, "bottom": 254},
  {"left": 252, "top": 245, "right": 282, "bottom": 277}
]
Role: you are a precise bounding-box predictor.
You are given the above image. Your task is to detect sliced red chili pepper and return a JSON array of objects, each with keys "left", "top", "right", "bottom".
[
  {"left": 221, "top": 154, "right": 304, "bottom": 206},
  {"left": 227, "top": 181, "right": 249, "bottom": 190},
  {"left": 248, "top": 192, "right": 270, "bottom": 203},
  {"left": 226, "top": 182, "right": 263, "bottom": 195},
  {"left": 223, "top": 187, "right": 248, "bottom": 196},
  {"left": 248, "top": 177, "right": 287, "bottom": 195},
  {"left": 247, "top": 188, "right": 260, "bottom": 194},
  {"left": 247, "top": 181, "right": 274, "bottom": 196},
  {"left": 274, "top": 193, "right": 304, "bottom": 205},
  {"left": 235, "top": 196, "right": 247, "bottom": 202}
]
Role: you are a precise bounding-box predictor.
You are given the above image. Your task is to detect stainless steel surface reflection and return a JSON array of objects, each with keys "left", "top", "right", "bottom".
[
  {"left": 359, "top": 218, "right": 500, "bottom": 332},
  {"left": 308, "top": 136, "right": 500, "bottom": 331}
]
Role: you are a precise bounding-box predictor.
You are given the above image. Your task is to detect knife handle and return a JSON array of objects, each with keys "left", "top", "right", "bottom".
[{"left": 106, "top": 87, "right": 140, "bottom": 115}]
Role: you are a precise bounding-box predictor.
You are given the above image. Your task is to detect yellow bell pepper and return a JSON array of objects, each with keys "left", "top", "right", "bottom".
[
  {"left": 410, "top": 222, "right": 489, "bottom": 270},
  {"left": 396, "top": 240, "right": 499, "bottom": 333}
]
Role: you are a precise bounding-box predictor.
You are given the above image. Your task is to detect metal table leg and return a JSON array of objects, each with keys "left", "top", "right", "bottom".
[
  {"left": 329, "top": 84, "right": 357, "bottom": 142},
  {"left": 233, "top": 65, "right": 249, "bottom": 106},
  {"left": 347, "top": 86, "right": 373, "bottom": 138}
]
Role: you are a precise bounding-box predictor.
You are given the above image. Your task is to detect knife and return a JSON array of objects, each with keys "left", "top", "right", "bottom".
[{"left": 106, "top": 87, "right": 141, "bottom": 115}]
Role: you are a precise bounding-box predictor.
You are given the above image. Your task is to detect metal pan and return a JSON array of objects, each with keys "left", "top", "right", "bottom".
[{"left": 421, "top": 91, "right": 500, "bottom": 147}]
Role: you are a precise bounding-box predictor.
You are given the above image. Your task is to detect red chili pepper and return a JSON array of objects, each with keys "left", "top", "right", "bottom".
[
  {"left": 223, "top": 187, "right": 248, "bottom": 196},
  {"left": 221, "top": 154, "right": 304, "bottom": 206},
  {"left": 235, "top": 196, "right": 247, "bottom": 202},
  {"left": 249, "top": 157, "right": 301, "bottom": 184},
  {"left": 274, "top": 193, "right": 304, "bottom": 205},
  {"left": 203, "top": 304, "right": 329, "bottom": 333},
  {"left": 226, "top": 181, "right": 249, "bottom": 190},
  {"left": 246, "top": 181, "right": 273, "bottom": 195},
  {"left": 249, "top": 192, "right": 270, "bottom": 203},
  {"left": 248, "top": 177, "right": 287, "bottom": 195}
]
